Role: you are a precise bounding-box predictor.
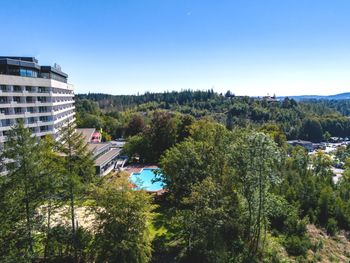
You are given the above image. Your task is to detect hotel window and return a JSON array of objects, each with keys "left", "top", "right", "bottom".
[
  {"left": 27, "top": 107, "right": 35, "bottom": 113},
  {"left": 13, "top": 86, "right": 21, "bottom": 92},
  {"left": 28, "top": 117, "right": 35, "bottom": 124},
  {"left": 0, "top": 108, "right": 8, "bottom": 115},
  {"left": 38, "top": 87, "right": 49, "bottom": 93},
  {"left": 0, "top": 85, "right": 8, "bottom": 92},
  {"left": 0, "top": 65, "right": 6, "bottom": 74},
  {"left": 25, "top": 86, "right": 34, "bottom": 92},
  {"left": 38, "top": 97, "right": 48, "bottom": 103},
  {"left": 20, "top": 68, "right": 38, "bottom": 78},
  {"left": 2, "top": 119, "right": 11, "bottom": 126},
  {"left": 40, "top": 116, "right": 48, "bottom": 122},
  {"left": 39, "top": 106, "right": 47, "bottom": 113}
]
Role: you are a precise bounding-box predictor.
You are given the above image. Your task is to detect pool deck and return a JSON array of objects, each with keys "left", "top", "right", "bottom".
[
  {"left": 123, "top": 164, "right": 159, "bottom": 174},
  {"left": 123, "top": 164, "right": 165, "bottom": 195}
]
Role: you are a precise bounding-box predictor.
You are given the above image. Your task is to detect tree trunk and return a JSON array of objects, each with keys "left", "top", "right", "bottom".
[
  {"left": 255, "top": 166, "right": 263, "bottom": 254},
  {"left": 70, "top": 184, "right": 78, "bottom": 262},
  {"left": 67, "top": 122, "right": 78, "bottom": 263},
  {"left": 25, "top": 185, "right": 34, "bottom": 261},
  {"left": 44, "top": 199, "right": 52, "bottom": 260},
  {"left": 23, "top": 154, "right": 34, "bottom": 261}
]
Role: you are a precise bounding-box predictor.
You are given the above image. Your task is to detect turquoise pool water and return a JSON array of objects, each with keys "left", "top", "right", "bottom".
[{"left": 130, "top": 168, "right": 164, "bottom": 191}]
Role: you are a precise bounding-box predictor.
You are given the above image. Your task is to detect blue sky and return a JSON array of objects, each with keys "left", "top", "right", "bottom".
[{"left": 1, "top": 0, "right": 350, "bottom": 96}]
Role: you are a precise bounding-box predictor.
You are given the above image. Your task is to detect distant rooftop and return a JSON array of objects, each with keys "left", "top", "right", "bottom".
[{"left": 287, "top": 140, "right": 313, "bottom": 144}]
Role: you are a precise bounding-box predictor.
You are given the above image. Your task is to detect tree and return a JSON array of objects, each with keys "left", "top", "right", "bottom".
[
  {"left": 0, "top": 121, "right": 42, "bottom": 261},
  {"left": 227, "top": 103, "right": 249, "bottom": 128},
  {"left": 58, "top": 121, "right": 95, "bottom": 262},
  {"left": 160, "top": 140, "right": 211, "bottom": 202},
  {"left": 125, "top": 114, "right": 145, "bottom": 137},
  {"left": 177, "top": 114, "right": 195, "bottom": 141},
  {"left": 160, "top": 125, "right": 286, "bottom": 261},
  {"left": 312, "top": 151, "right": 332, "bottom": 178},
  {"left": 176, "top": 177, "right": 243, "bottom": 263},
  {"left": 300, "top": 118, "right": 323, "bottom": 142},
  {"left": 290, "top": 146, "right": 309, "bottom": 175},
  {"left": 259, "top": 123, "right": 287, "bottom": 148},
  {"left": 225, "top": 90, "right": 234, "bottom": 98},
  {"left": 122, "top": 135, "right": 151, "bottom": 163},
  {"left": 318, "top": 186, "right": 335, "bottom": 225},
  {"left": 77, "top": 113, "right": 104, "bottom": 129},
  {"left": 124, "top": 111, "right": 182, "bottom": 163},
  {"left": 38, "top": 135, "right": 66, "bottom": 261},
  {"left": 76, "top": 99, "right": 100, "bottom": 115},
  {"left": 92, "top": 172, "right": 154, "bottom": 263},
  {"left": 160, "top": 120, "right": 232, "bottom": 203},
  {"left": 147, "top": 111, "right": 179, "bottom": 162},
  {"left": 323, "top": 131, "right": 331, "bottom": 142},
  {"left": 231, "top": 132, "right": 281, "bottom": 257}
]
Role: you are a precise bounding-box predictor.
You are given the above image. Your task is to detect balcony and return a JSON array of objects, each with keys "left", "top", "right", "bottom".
[{"left": 52, "top": 100, "right": 75, "bottom": 106}]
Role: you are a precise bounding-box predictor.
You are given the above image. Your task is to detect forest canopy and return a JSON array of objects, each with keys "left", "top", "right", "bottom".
[{"left": 76, "top": 90, "right": 350, "bottom": 142}]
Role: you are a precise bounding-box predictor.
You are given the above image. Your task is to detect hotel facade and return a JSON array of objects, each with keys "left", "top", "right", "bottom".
[{"left": 0, "top": 56, "right": 75, "bottom": 142}]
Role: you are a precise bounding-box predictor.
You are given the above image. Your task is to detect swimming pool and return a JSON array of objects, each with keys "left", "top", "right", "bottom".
[{"left": 130, "top": 168, "right": 164, "bottom": 191}]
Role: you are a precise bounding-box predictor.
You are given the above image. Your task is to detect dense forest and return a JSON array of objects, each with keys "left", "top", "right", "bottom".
[
  {"left": 2, "top": 90, "right": 350, "bottom": 262},
  {"left": 76, "top": 90, "right": 350, "bottom": 142}
]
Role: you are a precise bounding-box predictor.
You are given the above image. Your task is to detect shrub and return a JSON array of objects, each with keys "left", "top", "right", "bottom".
[
  {"left": 326, "top": 218, "right": 338, "bottom": 236},
  {"left": 311, "top": 240, "right": 324, "bottom": 252},
  {"left": 283, "top": 235, "right": 310, "bottom": 257}
]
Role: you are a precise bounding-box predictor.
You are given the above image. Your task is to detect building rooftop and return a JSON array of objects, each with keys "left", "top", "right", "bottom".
[
  {"left": 95, "top": 148, "right": 122, "bottom": 166},
  {"left": 110, "top": 140, "right": 126, "bottom": 148},
  {"left": 0, "top": 56, "right": 38, "bottom": 63},
  {"left": 87, "top": 143, "right": 110, "bottom": 156},
  {"left": 77, "top": 128, "right": 96, "bottom": 143},
  {"left": 287, "top": 140, "right": 313, "bottom": 144},
  {"left": 0, "top": 56, "right": 68, "bottom": 82},
  {"left": 77, "top": 128, "right": 122, "bottom": 175}
]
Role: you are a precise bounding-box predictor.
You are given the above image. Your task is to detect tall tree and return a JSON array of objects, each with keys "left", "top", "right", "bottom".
[
  {"left": 300, "top": 118, "right": 323, "bottom": 142},
  {"left": 38, "top": 135, "right": 65, "bottom": 261},
  {"left": 231, "top": 132, "right": 281, "bottom": 257},
  {"left": 92, "top": 172, "right": 154, "bottom": 263},
  {"left": 160, "top": 120, "right": 232, "bottom": 203},
  {"left": 125, "top": 114, "right": 145, "bottom": 137},
  {"left": 148, "top": 110, "right": 179, "bottom": 162},
  {"left": 58, "top": 121, "right": 95, "bottom": 262},
  {"left": 176, "top": 177, "right": 243, "bottom": 263},
  {"left": 0, "top": 121, "right": 42, "bottom": 261}
]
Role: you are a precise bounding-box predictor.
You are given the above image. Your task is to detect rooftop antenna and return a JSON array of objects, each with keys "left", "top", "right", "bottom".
[{"left": 53, "top": 63, "right": 61, "bottom": 71}]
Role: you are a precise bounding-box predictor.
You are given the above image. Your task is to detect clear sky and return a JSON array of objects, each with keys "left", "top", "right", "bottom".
[{"left": 1, "top": 0, "right": 350, "bottom": 96}]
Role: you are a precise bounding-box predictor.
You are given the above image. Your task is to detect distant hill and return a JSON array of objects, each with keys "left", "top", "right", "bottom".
[{"left": 278, "top": 92, "right": 350, "bottom": 101}]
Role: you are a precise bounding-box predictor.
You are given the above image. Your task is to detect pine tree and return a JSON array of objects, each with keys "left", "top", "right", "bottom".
[
  {"left": 0, "top": 121, "right": 42, "bottom": 261},
  {"left": 38, "top": 135, "right": 65, "bottom": 260},
  {"left": 57, "top": 121, "right": 95, "bottom": 262}
]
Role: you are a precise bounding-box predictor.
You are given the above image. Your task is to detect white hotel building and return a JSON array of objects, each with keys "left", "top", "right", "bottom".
[{"left": 0, "top": 57, "right": 75, "bottom": 142}]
